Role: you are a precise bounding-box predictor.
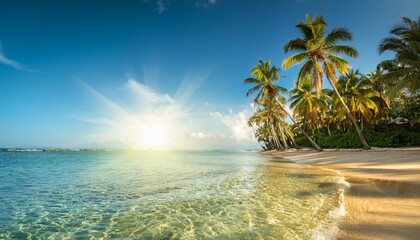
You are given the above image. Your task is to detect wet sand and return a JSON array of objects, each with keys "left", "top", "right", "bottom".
[{"left": 263, "top": 148, "right": 420, "bottom": 240}]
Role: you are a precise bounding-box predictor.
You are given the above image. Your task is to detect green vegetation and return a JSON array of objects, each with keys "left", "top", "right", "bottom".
[
  {"left": 245, "top": 15, "right": 420, "bottom": 150},
  {"left": 295, "top": 126, "right": 420, "bottom": 148},
  {"left": 245, "top": 60, "right": 321, "bottom": 151}
]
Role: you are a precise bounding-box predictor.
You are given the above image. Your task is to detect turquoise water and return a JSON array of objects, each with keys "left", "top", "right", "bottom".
[{"left": 0, "top": 150, "right": 346, "bottom": 239}]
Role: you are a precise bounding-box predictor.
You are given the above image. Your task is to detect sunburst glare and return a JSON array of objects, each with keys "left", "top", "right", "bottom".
[
  {"left": 76, "top": 70, "right": 215, "bottom": 149},
  {"left": 137, "top": 122, "right": 169, "bottom": 149}
]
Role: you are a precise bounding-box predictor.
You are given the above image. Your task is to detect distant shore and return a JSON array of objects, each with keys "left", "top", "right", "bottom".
[{"left": 262, "top": 148, "right": 420, "bottom": 240}]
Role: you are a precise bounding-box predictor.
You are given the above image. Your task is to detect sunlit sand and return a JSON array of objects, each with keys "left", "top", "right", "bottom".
[{"left": 264, "top": 148, "right": 420, "bottom": 239}]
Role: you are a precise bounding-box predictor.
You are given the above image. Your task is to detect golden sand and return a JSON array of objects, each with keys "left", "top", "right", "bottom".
[{"left": 264, "top": 148, "right": 420, "bottom": 240}]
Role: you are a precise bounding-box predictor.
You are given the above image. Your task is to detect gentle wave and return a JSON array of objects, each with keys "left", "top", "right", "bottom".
[{"left": 311, "top": 175, "right": 350, "bottom": 240}]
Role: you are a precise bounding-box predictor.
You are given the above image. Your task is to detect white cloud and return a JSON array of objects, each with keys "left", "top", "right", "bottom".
[
  {"left": 156, "top": 0, "right": 169, "bottom": 13},
  {"left": 0, "top": 44, "right": 23, "bottom": 70},
  {"left": 189, "top": 131, "right": 226, "bottom": 139},
  {"left": 141, "top": 0, "right": 169, "bottom": 13},
  {"left": 195, "top": 0, "right": 218, "bottom": 8},
  {"left": 144, "top": 0, "right": 217, "bottom": 12},
  {"left": 190, "top": 132, "right": 206, "bottom": 138},
  {"left": 127, "top": 77, "right": 174, "bottom": 103},
  {"left": 210, "top": 108, "right": 255, "bottom": 141}
]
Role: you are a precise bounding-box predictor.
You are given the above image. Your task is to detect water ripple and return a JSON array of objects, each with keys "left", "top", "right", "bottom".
[{"left": 0, "top": 151, "right": 345, "bottom": 239}]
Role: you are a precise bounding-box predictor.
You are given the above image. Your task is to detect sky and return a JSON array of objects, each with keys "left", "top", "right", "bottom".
[{"left": 0, "top": 0, "right": 419, "bottom": 149}]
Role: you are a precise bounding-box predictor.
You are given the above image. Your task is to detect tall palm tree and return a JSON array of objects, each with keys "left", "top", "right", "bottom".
[
  {"left": 379, "top": 16, "right": 420, "bottom": 96},
  {"left": 333, "top": 70, "right": 379, "bottom": 129},
  {"left": 282, "top": 14, "right": 371, "bottom": 150},
  {"left": 244, "top": 59, "right": 322, "bottom": 151},
  {"left": 289, "top": 75, "right": 330, "bottom": 131}
]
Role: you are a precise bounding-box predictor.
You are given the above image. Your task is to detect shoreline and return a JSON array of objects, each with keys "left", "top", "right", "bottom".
[{"left": 262, "top": 148, "right": 420, "bottom": 240}]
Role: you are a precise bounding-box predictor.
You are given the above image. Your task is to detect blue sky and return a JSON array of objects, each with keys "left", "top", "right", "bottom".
[{"left": 0, "top": 0, "right": 419, "bottom": 149}]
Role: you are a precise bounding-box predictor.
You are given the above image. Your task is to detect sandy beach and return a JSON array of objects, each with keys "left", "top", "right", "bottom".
[{"left": 263, "top": 148, "right": 420, "bottom": 240}]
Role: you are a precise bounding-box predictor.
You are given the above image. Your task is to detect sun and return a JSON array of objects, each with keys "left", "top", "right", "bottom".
[{"left": 136, "top": 123, "right": 169, "bottom": 149}]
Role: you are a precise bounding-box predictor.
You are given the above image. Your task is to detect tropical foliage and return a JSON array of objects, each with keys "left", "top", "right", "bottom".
[
  {"left": 244, "top": 60, "right": 321, "bottom": 151},
  {"left": 289, "top": 75, "right": 330, "bottom": 132},
  {"left": 282, "top": 14, "right": 370, "bottom": 149},
  {"left": 333, "top": 69, "right": 379, "bottom": 129},
  {"left": 379, "top": 16, "right": 420, "bottom": 96},
  {"left": 245, "top": 15, "right": 420, "bottom": 150}
]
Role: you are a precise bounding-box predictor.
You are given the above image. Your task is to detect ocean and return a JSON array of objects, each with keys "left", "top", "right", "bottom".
[{"left": 0, "top": 149, "right": 347, "bottom": 239}]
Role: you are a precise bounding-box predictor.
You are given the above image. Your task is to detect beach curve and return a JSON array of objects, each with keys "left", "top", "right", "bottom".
[{"left": 262, "top": 148, "right": 420, "bottom": 240}]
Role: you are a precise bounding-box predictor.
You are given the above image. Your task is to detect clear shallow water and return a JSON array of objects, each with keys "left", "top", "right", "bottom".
[{"left": 0, "top": 150, "right": 346, "bottom": 239}]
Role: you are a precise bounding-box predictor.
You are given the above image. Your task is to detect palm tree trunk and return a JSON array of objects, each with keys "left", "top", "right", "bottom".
[
  {"left": 329, "top": 80, "right": 371, "bottom": 150},
  {"left": 268, "top": 138, "right": 274, "bottom": 150},
  {"left": 274, "top": 98, "right": 322, "bottom": 151},
  {"left": 270, "top": 123, "right": 283, "bottom": 150},
  {"left": 361, "top": 117, "right": 364, "bottom": 130},
  {"left": 284, "top": 126, "right": 299, "bottom": 148},
  {"left": 278, "top": 122, "right": 289, "bottom": 149}
]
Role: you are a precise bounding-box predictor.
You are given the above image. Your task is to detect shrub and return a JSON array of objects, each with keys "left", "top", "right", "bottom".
[{"left": 294, "top": 126, "right": 420, "bottom": 148}]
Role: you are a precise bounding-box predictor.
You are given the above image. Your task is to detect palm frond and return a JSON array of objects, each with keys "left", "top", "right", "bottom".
[
  {"left": 323, "top": 61, "right": 337, "bottom": 85},
  {"left": 282, "top": 52, "right": 308, "bottom": 70},
  {"left": 284, "top": 38, "right": 307, "bottom": 53},
  {"left": 246, "top": 84, "right": 263, "bottom": 97},
  {"left": 379, "top": 37, "right": 406, "bottom": 54},
  {"left": 297, "top": 60, "right": 314, "bottom": 81},
  {"left": 324, "top": 45, "right": 358, "bottom": 58},
  {"left": 325, "top": 55, "right": 350, "bottom": 74},
  {"left": 244, "top": 77, "right": 259, "bottom": 84},
  {"left": 323, "top": 27, "right": 353, "bottom": 47},
  {"left": 296, "top": 21, "right": 313, "bottom": 40}
]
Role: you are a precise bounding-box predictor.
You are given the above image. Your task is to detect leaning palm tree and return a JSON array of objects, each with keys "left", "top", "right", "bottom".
[
  {"left": 249, "top": 106, "right": 287, "bottom": 150},
  {"left": 260, "top": 103, "right": 285, "bottom": 150},
  {"left": 272, "top": 100, "right": 291, "bottom": 149},
  {"left": 245, "top": 59, "right": 322, "bottom": 151},
  {"left": 378, "top": 16, "right": 420, "bottom": 96},
  {"left": 282, "top": 14, "right": 371, "bottom": 150}
]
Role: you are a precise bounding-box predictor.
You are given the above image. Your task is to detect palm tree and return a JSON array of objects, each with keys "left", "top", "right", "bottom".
[
  {"left": 282, "top": 14, "right": 371, "bottom": 150},
  {"left": 272, "top": 104, "right": 291, "bottom": 149},
  {"left": 366, "top": 66, "right": 390, "bottom": 119},
  {"left": 248, "top": 111, "right": 269, "bottom": 149},
  {"left": 289, "top": 75, "right": 330, "bottom": 131},
  {"left": 244, "top": 59, "right": 322, "bottom": 151},
  {"left": 248, "top": 105, "right": 291, "bottom": 150},
  {"left": 379, "top": 16, "right": 420, "bottom": 96},
  {"left": 258, "top": 104, "right": 284, "bottom": 150},
  {"left": 333, "top": 70, "right": 379, "bottom": 129},
  {"left": 250, "top": 103, "right": 296, "bottom": 149}
]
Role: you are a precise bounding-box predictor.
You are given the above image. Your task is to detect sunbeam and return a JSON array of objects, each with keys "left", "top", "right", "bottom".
[{"left": 76, "top": 69, "right": 213, "bottom": 149}]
